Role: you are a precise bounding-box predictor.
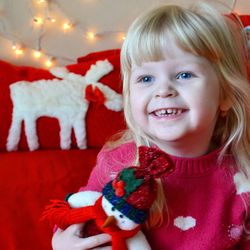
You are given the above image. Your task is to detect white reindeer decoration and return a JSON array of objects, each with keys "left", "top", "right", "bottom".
[{"left": 6, "top": 60, "right": 123, "bottom": 151}]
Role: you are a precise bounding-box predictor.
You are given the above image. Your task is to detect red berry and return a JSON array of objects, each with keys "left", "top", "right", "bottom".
[
  {"left": 112, "top": 180, "right": 117, "bottom": 188},
  {"left": 115, "top": 187, "right": 125, "bottom": 197},
  {"left": 116, "top": 180, "right": 125, "bottom": 188}
]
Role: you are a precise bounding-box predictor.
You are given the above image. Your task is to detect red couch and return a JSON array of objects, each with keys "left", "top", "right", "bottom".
[{"left": 0, "top": 49, "right": 125, "bottom": 250}]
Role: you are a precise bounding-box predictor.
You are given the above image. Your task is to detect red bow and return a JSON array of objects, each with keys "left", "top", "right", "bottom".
[
  {"left": 85, "top": 85, "right": 106, "bottom": 105},
  {"left": 135, "top": 146, "right": 174, "bottom": 180}
]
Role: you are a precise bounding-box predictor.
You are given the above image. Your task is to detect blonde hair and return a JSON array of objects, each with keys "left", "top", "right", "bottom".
[{"left": 114, "top": 2, "right": 250, "bottom": 229}]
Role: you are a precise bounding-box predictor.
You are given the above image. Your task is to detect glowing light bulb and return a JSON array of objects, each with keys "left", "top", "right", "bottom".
[
  {"left": 118, "top": 33, "right": 126, "bottom": 41},
  {"left": 33, "top": 50, "right": 42, "bottom": 59},
  {"left": 87, "top": 32, "right": 96, "bottom": 40},
  {"left": 63, "top": 22, "right": 73, "bottom": 31},
  {"left": 33, "top": 17, "right": 43, "bottom": 25},
  {"left": 11, "top": 42, "right": 24, "bottom": 55},
  {"left": 50, "top": 18, "right": 56, "bottom": 23},
  {"left": 46, "top": 17, "right": 56, "bottom": 23},
  {"left": 15, "top": 48, "right": 24, "bottom": 55},
  {"left": 37, "top": 0, "right": 46, "bottom": 4},
  {"left": 12, "top": 44, "right": 17, "bottom": 50},
  {"left": 115, "top": 32, "right": 126, "bottom": 43},
  {"left": 45, "top": 57, "right": 55, "bottom": 67}
]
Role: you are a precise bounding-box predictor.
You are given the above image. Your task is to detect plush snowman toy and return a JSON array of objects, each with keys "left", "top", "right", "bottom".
[
  {"left": 42, "top": 146, "right": 174, "bottom": 250},
  {"left": 66, "top": 190, "right": 151, "bottom": 250}
]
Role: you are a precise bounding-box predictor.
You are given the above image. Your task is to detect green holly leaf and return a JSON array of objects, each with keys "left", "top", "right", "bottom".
[{"left": 119, "top": 168, "right": 143, "bottom": 197}]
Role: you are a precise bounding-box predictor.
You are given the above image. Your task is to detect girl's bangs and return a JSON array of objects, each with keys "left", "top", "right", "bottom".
[
  {"left": 124, "top": 18, "right": 220, "bottom": 68},
  {"left": 127, "top": 28, "right": 169, "bottom": 66}
]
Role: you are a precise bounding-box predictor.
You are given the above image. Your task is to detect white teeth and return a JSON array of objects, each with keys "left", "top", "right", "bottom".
[
  {"left": 167, "top": 108, "right": 174, "bottom": 114},
  {"left": 154, "top": 108, "right": 182, "bottom": 117}
]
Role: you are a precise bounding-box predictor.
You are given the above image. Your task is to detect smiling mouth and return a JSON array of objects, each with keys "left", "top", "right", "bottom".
[{"left": 151, "top": 108, "right": 186, "bottom": 117}]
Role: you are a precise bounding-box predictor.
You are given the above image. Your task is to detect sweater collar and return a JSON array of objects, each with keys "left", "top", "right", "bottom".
[{"left": 164, "top": 147, "right": 234, "bottom": 177}]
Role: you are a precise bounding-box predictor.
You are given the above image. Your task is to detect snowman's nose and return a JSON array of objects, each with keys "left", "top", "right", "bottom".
[{"left": 102, "top": 215, "right": 116, "bottom": 228}]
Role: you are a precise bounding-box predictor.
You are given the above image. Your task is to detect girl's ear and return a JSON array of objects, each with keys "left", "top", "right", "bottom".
[{"left": 219, "top": 97, "right": 232, "bottom": 117}]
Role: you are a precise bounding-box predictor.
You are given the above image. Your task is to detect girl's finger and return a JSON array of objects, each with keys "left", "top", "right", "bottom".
[
  {"left": 65, "top": 223, "right": 85, "bottom": 236},
  {"left": 92, "top": 247, "right": 112, "bottom": 250},
  {"left": 75, "top": 233, "right": 111, "bottom": 249},
  {"left": 53, "top": 227, "right": 63, "bottom": 235}
]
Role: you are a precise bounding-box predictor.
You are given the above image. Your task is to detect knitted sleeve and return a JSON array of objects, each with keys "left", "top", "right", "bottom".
[{"left": 80, "top": 142, "right": 136, "bottom": 192}]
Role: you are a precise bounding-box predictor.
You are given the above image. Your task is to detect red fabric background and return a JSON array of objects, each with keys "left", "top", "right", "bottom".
[{"left": 0, "top": 149, "right": 99, "bottom": 250}]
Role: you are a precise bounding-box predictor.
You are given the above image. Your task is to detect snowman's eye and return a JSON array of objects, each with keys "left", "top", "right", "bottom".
[
  {"left": 119, "top": 214, "right": 124, "bottom": 218},
  {"left": 111, "top": 207, "right": 115, "bottom": 211}
]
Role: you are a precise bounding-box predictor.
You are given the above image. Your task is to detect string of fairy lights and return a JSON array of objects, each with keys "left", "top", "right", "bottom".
[
  {"left": 0, "top": 0, "right": 242, "bottom": 68},
  {"left": 0, "top": 0, "right": 126, "bottom": 67}
]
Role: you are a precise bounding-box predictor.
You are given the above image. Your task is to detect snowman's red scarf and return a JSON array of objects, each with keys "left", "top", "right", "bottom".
[{"left": 42, "top": 196, "right": 141, "bottom": 250}]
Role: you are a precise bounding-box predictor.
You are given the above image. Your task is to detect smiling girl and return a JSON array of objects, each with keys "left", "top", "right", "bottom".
[{"left": 52, "top": 2, "right": 250, "bottom": 249}]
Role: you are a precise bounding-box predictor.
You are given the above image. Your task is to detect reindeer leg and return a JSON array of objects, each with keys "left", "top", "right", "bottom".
[
  {"left": 73, "top": 111, "right": 87, "bottom": 149},
  {"left": 24, "top": 115, "right": 39, "bottom": 151},
  {"left": 59, "top": 118, "right": 72, "bottom": 150},
  {"left": 6, "top": 112, "right": 23, "bottom": 151}
]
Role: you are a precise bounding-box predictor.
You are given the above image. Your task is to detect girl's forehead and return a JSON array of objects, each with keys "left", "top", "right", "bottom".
[{"left": 160, "top": 38, "right": 200, "bottom": 60}]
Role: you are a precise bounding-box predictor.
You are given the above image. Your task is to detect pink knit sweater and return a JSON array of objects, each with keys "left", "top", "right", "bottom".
[{"left": 82, "top": 142, "right": 250, "bottom": 249}]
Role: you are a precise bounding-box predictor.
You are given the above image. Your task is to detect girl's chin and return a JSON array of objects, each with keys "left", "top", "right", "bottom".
[
  {"left": 148, "top": 134, "right": 185, "bottom": 145},
  {"left": 148, "top": 129, "right": 187, "bottom": 142}
]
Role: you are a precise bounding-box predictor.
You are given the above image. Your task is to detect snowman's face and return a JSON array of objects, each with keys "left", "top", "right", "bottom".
[{"left": 102, "top": 197, "right": 139, "bottom": 231}]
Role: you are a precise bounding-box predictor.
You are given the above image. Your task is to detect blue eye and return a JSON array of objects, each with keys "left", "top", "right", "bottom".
[
  {"left": 138, "top": 75, "right": 155, "bottom": 83},
  {"left": 176, "top": 72, "right": 193, "bottom": 80}
]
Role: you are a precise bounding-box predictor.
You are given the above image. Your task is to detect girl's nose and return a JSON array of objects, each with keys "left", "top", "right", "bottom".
[{"left": 155, "top": 84, "right": 177, "bottom": 98}]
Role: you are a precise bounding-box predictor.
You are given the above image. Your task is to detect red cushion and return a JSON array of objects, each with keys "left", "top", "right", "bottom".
[
  {"left": 0, "top": 49, "right": 125, "bottom": 151},
  {"left": 239, "top": 15, "right": 250, "bottom": 27},
  {"left": 77, "top": 49, "right": 121, "bottom": 63},
  {"left": 0, "top": 149, "right": 99, "bottom": 250}
]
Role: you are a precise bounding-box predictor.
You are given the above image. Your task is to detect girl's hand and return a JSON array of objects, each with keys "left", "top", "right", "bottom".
[{"left": 52, "top": 223, "right": 111, "bottom": 250}]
